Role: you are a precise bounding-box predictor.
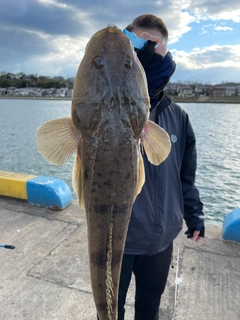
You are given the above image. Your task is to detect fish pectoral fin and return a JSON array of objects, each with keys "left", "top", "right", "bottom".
[
  {"left": 36, "top": 117, "right": 81, "bottom": 165},
  {"left": 72, "top": 151, "right": 85, "bottom": 209},
  {"left": 141, "top": 120, "right": 171, "bottom": 166},
  {"left": 134, "top": 151, "right": 145, "bottom": 200}
]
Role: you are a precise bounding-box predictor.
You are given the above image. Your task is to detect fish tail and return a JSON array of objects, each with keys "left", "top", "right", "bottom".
[{"left": 106, "top": 207, "right": 114, "bottom": 319}]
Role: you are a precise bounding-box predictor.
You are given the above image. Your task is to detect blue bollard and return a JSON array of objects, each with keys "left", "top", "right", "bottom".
[
  {"left": 26, "top": 176, "right": 72, "bottom": 210},
  {"left": 222, "top": 208, "right": 240, "bottom": 243}
]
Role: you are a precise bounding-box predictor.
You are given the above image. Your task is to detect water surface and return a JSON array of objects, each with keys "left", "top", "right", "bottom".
[{"left": 0, "top": 99, "right": 239, "bottom": 224}]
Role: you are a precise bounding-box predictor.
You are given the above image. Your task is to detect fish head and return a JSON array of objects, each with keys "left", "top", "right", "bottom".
[
  {"left": 76, "top": 25, "right": 149, "bottom": 94},
  {"left": 84, "top": 25, "right": 147, "bottom": 84},
  {"left": 72, "top": 26, "right": 150, "bottom": 139}
]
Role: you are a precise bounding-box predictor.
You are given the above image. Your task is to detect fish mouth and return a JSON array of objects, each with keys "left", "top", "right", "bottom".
[
  {"left": 96, "top": 25, "right": 122, "bottom": 35},
  {"left": 88, "top": 26, "right": 125, "bottom": 46},
  {"left": 89, "top": 26, "right": 121, "bottom": 40}
]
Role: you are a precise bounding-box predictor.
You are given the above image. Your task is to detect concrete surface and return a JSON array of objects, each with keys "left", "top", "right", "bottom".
[{"left": 0, "top": 196, "right": 240, "bottom": 320}]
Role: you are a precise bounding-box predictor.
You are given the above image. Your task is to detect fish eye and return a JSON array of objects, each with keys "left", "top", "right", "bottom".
[
  {"left": 93, "top": 57, "right": 104, "bottom": 70},
  {"left": 124, "top": 58, "right": 133, "bottom": 69}
]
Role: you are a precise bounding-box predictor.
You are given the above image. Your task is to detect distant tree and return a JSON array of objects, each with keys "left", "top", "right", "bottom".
[
  {"left": 35, "top": 76, "right": 66, "bottom": 88},
  {"left": 15, "top": 79, "right": 28, "bottom": 88},
  {"left": 0, "top": 74, "right": 11, "bottom": 87}
]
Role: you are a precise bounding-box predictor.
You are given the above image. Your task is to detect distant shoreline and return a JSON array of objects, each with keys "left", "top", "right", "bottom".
[
  {"left": 170, "top": 96, "right": 240, "bottom": 104},
  {"left": 0, "top": 96, "right": 71, "bottom": 101},
  {"left": 173, "top": 99, "right": 240, "bottom": 104},
  {"left": 0, "top": 96, "right": 240, "bottom": 104}
]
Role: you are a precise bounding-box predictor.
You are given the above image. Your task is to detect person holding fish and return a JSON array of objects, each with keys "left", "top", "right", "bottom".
[{"left": 118, "top": 14, "right": 205, "bottom": 320}]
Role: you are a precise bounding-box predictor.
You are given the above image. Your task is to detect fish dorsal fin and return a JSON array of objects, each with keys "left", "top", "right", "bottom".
[
  {"left": 72, "top": 151, "right": 85, "bottom": 209},
  {"left": 134, "top": 151, "right": 145, "bottom": 200},
  {"left": 141, "top": 120, "right": 171, "bottom": 166},
  {"left": 36, "top": 117, "right": 81, "bottom": 165}
]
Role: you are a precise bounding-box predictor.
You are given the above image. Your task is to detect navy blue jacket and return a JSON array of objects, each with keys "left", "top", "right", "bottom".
[
  {"left": 124, "top": 46, "right": 204, "bottom": 255},
  {"left": 124, "top": 94, "right": 204, "bottom": 255}
]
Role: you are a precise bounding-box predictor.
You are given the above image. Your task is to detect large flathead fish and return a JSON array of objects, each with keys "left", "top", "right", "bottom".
[{"left": 36, "top": 26, "right": 171, "bottom": 320}]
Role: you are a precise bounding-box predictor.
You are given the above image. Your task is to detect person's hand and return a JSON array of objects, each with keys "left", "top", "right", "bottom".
[
  {"left": 185, "top": 225, "right": 205, "bottom": 243},
  {"left": 138, "top": 32, "right": 168, "bottom": 58},
  {"left": 191, "top": 230, "right": 204, "bottom": 243},
  {"left": 134, "top": 32, "right": 168, "bottom": 68}
]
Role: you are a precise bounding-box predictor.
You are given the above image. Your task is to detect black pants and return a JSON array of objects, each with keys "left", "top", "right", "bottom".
[{"left": 118, "top": 243, "right": 173, "bottom": 320}]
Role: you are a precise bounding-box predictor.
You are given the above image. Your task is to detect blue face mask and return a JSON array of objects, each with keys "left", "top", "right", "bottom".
[{"left": 122, "top": 29, "right": 146, "bottom": 49}]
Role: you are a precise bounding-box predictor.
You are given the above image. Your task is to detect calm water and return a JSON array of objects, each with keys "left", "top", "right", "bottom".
[{"left": 0, "top": 98, "right": 240, "bottom": 224}]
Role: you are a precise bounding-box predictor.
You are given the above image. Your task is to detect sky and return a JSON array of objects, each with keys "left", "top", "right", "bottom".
[{"left": 1, "top": 0, "right": 240, "bottom": 84}]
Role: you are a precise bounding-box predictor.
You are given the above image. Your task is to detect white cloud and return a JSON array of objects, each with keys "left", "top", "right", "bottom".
[
  {"left": 180, "top": 0, "right": 240, "bottom": 22},
  {"left": 199, "top": 28, "right": 208, "bottom": 34},
  {"left": 172, "top": 64, "right": 240, "bottom": 84},
  {"left": 19, "top": 34, "right": 88, "bottom": 77},
  {"left": 214, "top": 26, "right": 233, "bottom": 31},
  {"left": 173, "top": 44, "right": 240, "bottom": 70},
  {"left": 38, "top": 0, "right": 68, "bottom": 9}
]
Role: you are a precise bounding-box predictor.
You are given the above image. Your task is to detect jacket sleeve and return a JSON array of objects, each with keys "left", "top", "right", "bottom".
[{"left": 180, "top": 114, "right": 204, "bottom": 230}]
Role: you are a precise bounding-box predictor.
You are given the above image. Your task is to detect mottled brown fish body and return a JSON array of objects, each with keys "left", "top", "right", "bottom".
[
  {"left": 72, "top": 27, "right": 149, "bottom": 320},
  {"left": 80, "top": 128, "right": 139, "bottom": 320},
  {"left": 36, "top": 26, "right": 171, "bottom": 320}
]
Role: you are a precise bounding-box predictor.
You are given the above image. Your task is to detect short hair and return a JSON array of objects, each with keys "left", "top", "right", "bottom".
[{"left": 126, "top": 14, "right": 168, "bottom": 41}]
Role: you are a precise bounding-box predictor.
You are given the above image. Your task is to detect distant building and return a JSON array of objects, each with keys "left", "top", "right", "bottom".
[
  {"left": 178, "top": 85, "right": 193, "bottom": 97},
  {"left": 212, "top": 85, "right": 225, "bottom": 97},
  {"left": 7, "top": 87, "right": 15, "bottom": 96},
  {"left": 0, "top": 88, "right": 7, "bottom": 96},
  {"left": 225, "top": 83, "right": 237, "bottom": 96},
  {"left": 55, "top": 87, "right": 68, "bottom": 97},
  {"left": 194, "top": 84, "right": 207, "bottom": 96},
  {"left": 164, "top": 82, "right": 181, "bottom": 96},
  {"left": 67, "top": 89, "right": 73, "bottom": 98}
]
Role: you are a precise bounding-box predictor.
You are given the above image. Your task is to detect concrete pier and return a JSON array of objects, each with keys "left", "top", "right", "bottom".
[{"left": 0, "top": 196, "right": 240, "bottom": 320}]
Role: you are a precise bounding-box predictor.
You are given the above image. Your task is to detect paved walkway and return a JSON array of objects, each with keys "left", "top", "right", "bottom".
[{"left": 0, "top": 196, "right": 240, "bottom": 320}]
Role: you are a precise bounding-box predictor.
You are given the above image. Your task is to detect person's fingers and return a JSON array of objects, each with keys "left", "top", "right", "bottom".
[
  {"left": 193, "top": 230, "right": 200, "bottom": 237},
  {"left": 139, "top": 32, "right": 161, "bottom": 44},
  {"left": 139, "top": 32, "right": 167, "bottom": 57},
  {"left": 196, "top": 237, "right": 204, "bottom": 243},
  {"left": 191, "top": 231, "right": 204, "bottom": 243},
  {"left": 192, "top": 230, "right": 200, "bottom": 241},
  {"left": 154, "top": 43, "right": 168, "bottom": 57}
]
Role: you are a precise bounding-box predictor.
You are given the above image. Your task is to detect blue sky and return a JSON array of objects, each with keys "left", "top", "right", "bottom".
[
  {"left": 171, "top": 20, "right": 239, "bottom": 50},
  {"left": 0, "top": 0, "right": 239, "bottom": 84}
]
